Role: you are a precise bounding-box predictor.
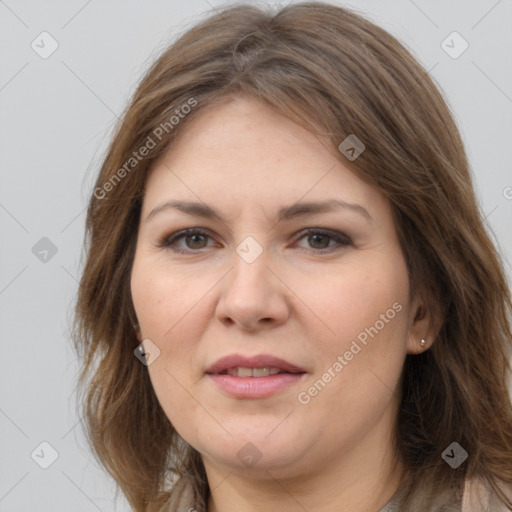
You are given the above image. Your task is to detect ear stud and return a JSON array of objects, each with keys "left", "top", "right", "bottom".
[{"left": 420, "top": 338, "right": 426, "bottom": 347}]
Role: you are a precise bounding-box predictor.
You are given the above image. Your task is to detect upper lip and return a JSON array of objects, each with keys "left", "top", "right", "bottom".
[{"left": 205, "top": 354, "right": 306, "bottom": 375}]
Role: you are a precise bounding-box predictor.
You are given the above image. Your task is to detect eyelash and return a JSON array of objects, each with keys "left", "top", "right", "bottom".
[{"left": 157, "top": 228, "right": 353, "bottom": 254}]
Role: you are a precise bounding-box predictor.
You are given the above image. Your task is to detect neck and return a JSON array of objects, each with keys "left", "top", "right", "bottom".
[{"left": 204, "top": 412, "right": 405, "bottom": 512}]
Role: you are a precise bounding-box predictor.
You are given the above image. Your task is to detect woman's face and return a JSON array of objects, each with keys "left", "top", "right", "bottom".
[{"left": 131, "top": 95, "right": 422, "bottom": 481}]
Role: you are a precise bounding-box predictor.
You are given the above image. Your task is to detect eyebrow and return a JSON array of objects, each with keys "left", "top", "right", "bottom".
[{"left": 146, "top": 198, "right": 372, "bottom": 224}]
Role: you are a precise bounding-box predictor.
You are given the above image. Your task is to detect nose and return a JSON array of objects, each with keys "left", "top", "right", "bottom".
[{"left": 215, "top": 246, "right": 290, "bottom": 331}]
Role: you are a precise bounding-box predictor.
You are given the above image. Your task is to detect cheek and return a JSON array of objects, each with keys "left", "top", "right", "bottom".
[
  {"left": 130, "top": 258, "right": 211, "bottom": 408},
  {"left": 300, "top": 257, "right": 410, "bottom": 406},
  {"left": 312, "top": 261, "right": 409, "bottom": 350},
  {"left": 130, "top": 261, "right": 204, "bottom": 438},
  {"left": 131, "top": 257, "right": 211, "bottom": 342}
]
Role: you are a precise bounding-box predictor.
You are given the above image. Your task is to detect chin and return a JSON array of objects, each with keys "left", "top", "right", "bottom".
[
  {"left": 194, "top": 424, "right": 312, "bottom": 475},
  {"left": 205, "top": 446, "right": 306, "bottom": 476}
]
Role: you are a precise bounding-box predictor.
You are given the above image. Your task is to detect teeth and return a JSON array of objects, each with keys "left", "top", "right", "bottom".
[
  {"left": 252, "top": 367, "right": 270, "bottom": 377},
  {"left": 226, "top": 367, "right": 282, "bottom": 377},
  {"left": 237, "top": 367, "right": 253, "bottom": 377}
]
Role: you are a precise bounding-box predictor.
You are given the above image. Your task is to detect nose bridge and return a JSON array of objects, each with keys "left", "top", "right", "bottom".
[
  {"left": 229, "top": 235, "right": 272, "bottom": 300},
  {"left": 216, "top": 234, "right": 289, "bottom": 328}
]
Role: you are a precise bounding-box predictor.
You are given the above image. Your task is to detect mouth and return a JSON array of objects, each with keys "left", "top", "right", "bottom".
[
  {"left": 205, "top": 353, "right": 306, "bottom": 376},
  {"left": 205, "top": 354, "right": 307, "bottom": 398},
  {"left": 219, "top": 367, "right": 295, "bottom": 377}
]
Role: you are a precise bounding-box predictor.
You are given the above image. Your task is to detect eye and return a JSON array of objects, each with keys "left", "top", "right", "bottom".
[
  {"left": 158, "top": 228, "right": 352, "bottom": 254},
  {"left": 158, "top": 228, "right": 216, "bottom": 253},
  {"left": 294, "top": 229, "right": 352, "bottom": 253}
]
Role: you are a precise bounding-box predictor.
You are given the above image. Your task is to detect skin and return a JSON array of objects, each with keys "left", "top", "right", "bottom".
[{"left": 130, "top": 95, "right": 439, "bottom": 511}]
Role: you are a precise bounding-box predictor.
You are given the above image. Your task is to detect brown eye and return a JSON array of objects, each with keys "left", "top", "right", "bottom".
[
  {"left": 307, "top": 233, "right": 331, "bottom": 249},
  {"left": 295, "top": 229, "right": 352, "bottom": 253},
  {"left": 184, "top": 233, "right": 208, "bottom": 249},
  {"left": 159, "top": 228, "right": 215, "bottom": 253}
]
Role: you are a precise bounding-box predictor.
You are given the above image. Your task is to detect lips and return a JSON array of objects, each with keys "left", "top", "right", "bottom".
[
  {"left": 205, "top": 354, "right": 307, "bottom": 398},
  {"left": 205, "top": 354, "right": 306, "bottom": 376}
]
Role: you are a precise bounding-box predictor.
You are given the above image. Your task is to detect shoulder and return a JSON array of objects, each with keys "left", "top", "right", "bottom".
[{"left": 462, "top": 477, "right": 512, "bottom": 512}]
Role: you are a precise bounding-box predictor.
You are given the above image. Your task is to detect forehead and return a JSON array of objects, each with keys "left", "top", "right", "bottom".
[{"left": 141, "top": 95, "right": 386, "bottom": 222}]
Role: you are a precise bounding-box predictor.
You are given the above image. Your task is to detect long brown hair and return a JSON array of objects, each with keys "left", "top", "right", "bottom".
[{"left": 73, "top": 2, "right": 512, "bottom": 511}]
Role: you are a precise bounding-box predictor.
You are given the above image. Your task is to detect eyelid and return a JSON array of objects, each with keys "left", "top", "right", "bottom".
[
  {"left": 157, "top": 227, "right": 353, "bottom": 254},
  {"left": 158, "top": 227, "right": 218, "bottom": 252},
  {"left": 294, "top": 228, "right": 352, "bottom": 248}
]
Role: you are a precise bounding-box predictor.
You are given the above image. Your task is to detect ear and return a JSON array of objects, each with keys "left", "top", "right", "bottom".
[{"left": 406, "top": 293, "right": 444, "bottom": 354}]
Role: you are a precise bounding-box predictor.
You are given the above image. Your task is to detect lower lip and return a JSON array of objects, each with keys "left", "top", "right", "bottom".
[{"left": 207, "top": 373, "right": 306, "bottom": 399}]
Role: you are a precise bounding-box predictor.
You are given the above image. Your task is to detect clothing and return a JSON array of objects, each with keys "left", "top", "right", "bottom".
[
  {"left": 376, "top": 481, "right": 460, "bottom": 512},
  {"left": 377, "top": 478, "right": 512, "bottom": 512},
  {"left": 162, "top": 477, "right": 512, "bottom": 511}
]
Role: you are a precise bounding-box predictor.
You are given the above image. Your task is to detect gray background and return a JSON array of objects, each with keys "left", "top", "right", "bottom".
[{"left": 1, "top": 0, "right": 511, "bottom": 510}]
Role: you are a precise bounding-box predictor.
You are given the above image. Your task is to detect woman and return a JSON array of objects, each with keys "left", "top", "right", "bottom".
[{"left": 73, "top": 2, "right": 512, "bottom": 511}]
